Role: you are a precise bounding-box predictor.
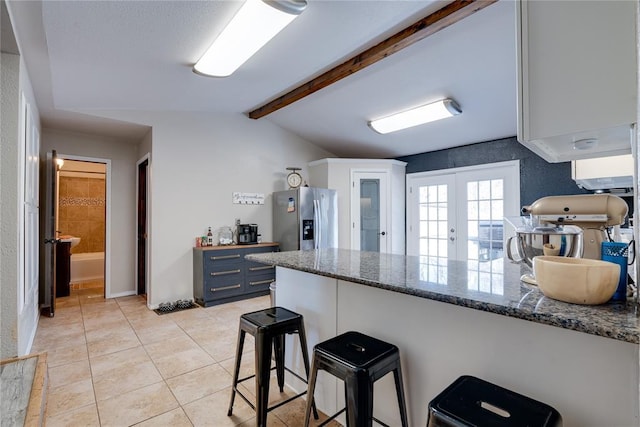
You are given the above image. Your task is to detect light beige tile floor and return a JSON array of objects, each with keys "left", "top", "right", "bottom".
[{"left": 32, "top": 285, "right": 340, "bottom": 426}]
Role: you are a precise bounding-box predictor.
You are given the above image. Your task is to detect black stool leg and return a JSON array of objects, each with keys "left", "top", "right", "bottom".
[
  {"left": 227, "top": 328, "right": 246, "bottom": 416},
  {"left": 393, "top": 361, "right": 409, "bottom": 427},
  {"left": 344, "top": 382, "right": 351, "bottom": 425},
  {"left": 297, "top": 322, "right": 319, "bottom": 420},
  {"left": 255, "top": 331, "right": 272, "bottom": 427},
  {"left": 303, "top": 353, "right": 320, "bottom": 427},
  {"left": 273, "top": 334, "right": 285, "bottom": 393},
  {"left": 345, "top": 370, "right": 374, "bottom": 427}
]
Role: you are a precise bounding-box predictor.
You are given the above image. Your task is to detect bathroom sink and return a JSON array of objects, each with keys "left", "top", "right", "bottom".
[{"left": 59, "top": 236, "right": 81, "bottom": 248}]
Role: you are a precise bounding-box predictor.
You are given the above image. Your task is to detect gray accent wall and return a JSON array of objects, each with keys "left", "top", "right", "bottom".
[{"left": 396, "top": 136, "right": 589, "bottom": 208}]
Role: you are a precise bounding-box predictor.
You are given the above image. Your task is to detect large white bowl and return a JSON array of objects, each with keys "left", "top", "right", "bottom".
[{"left": 532, "top": 256, "right": 620, "bottom": 305}]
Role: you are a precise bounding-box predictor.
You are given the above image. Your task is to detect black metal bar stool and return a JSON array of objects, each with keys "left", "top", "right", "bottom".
[
  {"left": 427, "top": 375, "right": 562, "bottom": 427},
  {"left": 227, "top": 306, "right": 318, "bottom": 426},
  {"left": 303, "top": 331, "right": 409, "bottom": 427}
]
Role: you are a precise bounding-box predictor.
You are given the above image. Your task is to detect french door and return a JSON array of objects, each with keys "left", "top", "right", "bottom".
[{"left": 406, "top": 161, "right": 520, "bottom": 288}]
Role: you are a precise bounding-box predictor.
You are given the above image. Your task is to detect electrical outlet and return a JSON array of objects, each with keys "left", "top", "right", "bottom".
[{"left": 235, "top": 218, "right": 241, "bottom": 226}]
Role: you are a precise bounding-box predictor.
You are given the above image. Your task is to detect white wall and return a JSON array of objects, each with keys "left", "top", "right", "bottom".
[
  {"left": 102, "top": 110, "right": 334, "bottom": 307},
  {"left": 1, "top": 52, "right": 22, "bottom": 358},
  {"left": 309, "top": 158, "right": 406, "bottom": 253},
  {"left": 137, "top": 128, "right": 152, "bottom": 159},
  {"left": 41, "top": 129, "right": 140, "bottom": 297}
]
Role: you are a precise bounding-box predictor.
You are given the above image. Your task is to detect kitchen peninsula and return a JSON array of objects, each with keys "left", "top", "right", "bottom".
[{"left": 246, "top": 249, "right": 639, "bottom": 427}]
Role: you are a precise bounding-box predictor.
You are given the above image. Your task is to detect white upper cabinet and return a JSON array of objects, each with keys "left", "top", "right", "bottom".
[
  {"left": 517, "top": 0, "right": 637, "bottom": 162},
  {"left": 572, "top": 154, "right": 634, "bottom": 190}
]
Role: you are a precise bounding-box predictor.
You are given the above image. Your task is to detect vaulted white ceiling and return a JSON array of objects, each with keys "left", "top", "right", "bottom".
[{"left": 7, "top": 0, "right": 517, "bottom": 158}]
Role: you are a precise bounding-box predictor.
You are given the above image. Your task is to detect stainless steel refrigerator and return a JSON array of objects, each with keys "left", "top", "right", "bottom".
[{"left": 273, "top": 187, "right": 338, "bottom": 251}]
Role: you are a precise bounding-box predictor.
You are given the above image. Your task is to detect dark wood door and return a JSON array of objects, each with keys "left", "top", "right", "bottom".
[
  {"left": 137, "top": 159, "right": 148, "bottom": 295},
  {"left": 40, "top": 150, "right": 58, "bottom": 316}
]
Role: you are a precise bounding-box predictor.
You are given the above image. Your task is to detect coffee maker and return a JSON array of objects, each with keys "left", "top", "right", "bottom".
[{"left": 237, "top": 224, "right": 258, "bottom": 244}]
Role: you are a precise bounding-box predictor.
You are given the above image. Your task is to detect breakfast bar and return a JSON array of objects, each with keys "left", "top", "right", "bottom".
[{"left": 246, "top": 249, "right": 640, "bottom": 427}]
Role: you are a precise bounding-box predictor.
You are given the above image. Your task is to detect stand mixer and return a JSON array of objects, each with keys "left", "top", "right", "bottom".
[{"left": 521, "top": 194, "right": 628, "bottom": 260}]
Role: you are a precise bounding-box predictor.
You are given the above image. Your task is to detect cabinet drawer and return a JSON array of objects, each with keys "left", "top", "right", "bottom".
[
  {"left": 204, "top": 250, "right": 243, "bottom": 271},
  {"left": 205, "top": 271, "right": 244, "bottom": 300},
  {"left": 245, "top": 273, "right": 275, "bottom": 291},
  {"left": 246, "top": 263, "right": 275, "bottom": 276},
  {"left": 205, "top": 268, "right": 243, "bottom": 287}
]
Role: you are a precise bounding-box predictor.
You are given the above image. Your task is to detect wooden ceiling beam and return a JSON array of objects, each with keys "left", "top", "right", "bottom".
[{"left": 247, "top": 0, "right": 497, "bottom": 120}]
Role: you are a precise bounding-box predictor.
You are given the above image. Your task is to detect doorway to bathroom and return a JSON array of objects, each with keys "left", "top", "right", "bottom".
[
  {"left": 55, "top": 155, "right": 110, "bottom": 299},
  {"left": 136, "top": 156, "right": 149, "bottom": 297}
]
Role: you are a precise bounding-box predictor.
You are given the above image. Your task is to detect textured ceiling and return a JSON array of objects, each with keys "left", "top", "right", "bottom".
[{"left": 8, "top": 0, "right": 517, "bottom": 157}]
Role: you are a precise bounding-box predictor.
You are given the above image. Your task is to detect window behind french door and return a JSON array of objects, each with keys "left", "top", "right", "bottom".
[{"left": 406, "top": 161, "right": 520, "bottom": 292}]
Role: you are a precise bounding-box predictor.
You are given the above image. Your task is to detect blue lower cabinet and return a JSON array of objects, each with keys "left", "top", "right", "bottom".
[{"left": 193, "top": 243, "right": 278, "bottom": 307}]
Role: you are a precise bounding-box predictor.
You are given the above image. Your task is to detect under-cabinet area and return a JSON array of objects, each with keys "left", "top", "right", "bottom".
[
  {"left": 192, "top": 243, "right": 279, "bottom": 307},
  {"left": 55, "top": 241, "right": 71, "bottom": 298}
]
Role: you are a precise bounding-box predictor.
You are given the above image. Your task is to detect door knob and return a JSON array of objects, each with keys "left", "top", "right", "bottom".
[
  {"left": 450, "top": 236, "right": 455, "bottom": 241},
  {"left": 450, "top": 228, "right": 455, "bottom": 233},
  {"left": 380, "top": 231, "right": 386, "bottom": 236}
]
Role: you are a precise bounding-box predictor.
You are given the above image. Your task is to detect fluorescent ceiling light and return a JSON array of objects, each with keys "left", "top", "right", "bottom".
[
  {"left": 194, "top": 0, "right": 306, "bottom": 77},
  {"left": 368, "top": 98, "right": 462, "bottom": 134}
]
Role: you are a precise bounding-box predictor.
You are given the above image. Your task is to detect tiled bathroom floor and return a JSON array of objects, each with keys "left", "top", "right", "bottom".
[{"left": 32, "top": 286, "right": 339, "bottom": 426}]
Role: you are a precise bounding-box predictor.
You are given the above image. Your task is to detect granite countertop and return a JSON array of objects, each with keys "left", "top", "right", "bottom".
[{"left": 246, "top": 248, "right": 640, "bottom": 344}]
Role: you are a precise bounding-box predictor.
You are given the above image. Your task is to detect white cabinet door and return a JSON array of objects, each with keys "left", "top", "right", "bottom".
[
  {"left": 517, "top": 0, "right": 637, "bottom": 162},
  {"left": 351, "top": 170, "right": 390, "bottom": 253}
]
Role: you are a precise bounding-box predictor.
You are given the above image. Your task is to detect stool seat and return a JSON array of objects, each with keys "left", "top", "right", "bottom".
[
  {"left": 314, "top": 331, "right": 400, "bottom": 377},
  {"left": 241, "top": 306, "right": 305, "bottom": 334},
  {"left": 427, "top": 375, "right": 562, "bottom": 427},
  {"left": 304, "top": 331, "right": 409, "bottom": 427},
  {"left": 228, "top": 307, "right": 318, "bottom": 427}
]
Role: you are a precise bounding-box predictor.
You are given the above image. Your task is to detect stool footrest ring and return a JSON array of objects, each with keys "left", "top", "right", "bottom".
[
  {"left": 230, "top": 365, "right": 318, "bottom": 418},
  {"left": 318, "top": 408, "right": 390, "bottom": 427}
]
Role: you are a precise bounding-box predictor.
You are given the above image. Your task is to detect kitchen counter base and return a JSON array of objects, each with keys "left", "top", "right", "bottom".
[{"left": 276, "top": 267, "right": 639, "bottom": 427}]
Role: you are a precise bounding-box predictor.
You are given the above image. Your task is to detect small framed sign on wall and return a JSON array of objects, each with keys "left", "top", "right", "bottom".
[{"left": 232, "top": 192, "right": 265, "bottom": 205}]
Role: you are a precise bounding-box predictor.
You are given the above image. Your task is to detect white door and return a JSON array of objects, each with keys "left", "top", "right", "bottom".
[
  {"left": 407, "top": 161, "right": 520, "bottom": 262},
  {"left": 351, "top": 171, "right": 390, "bottom": 253},
  {"left": 408, "top": 174, "right": 457, "bottom": 261}
]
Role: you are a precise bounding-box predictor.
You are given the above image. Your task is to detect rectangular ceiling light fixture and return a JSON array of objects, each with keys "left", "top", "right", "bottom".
[
  {"left": 193, "top": 0, "right": 307, "bottom": 77},
  {"left": 368, "top": 98, "right": 462, "bottom": 134}
]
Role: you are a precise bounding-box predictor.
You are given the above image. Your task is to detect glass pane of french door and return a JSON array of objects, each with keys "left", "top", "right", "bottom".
[
  {"left": 461, "top": 175, "right": 506, "bottom": 295},
  {"left": 465, "top": 178, "right": 504, "bottom": 262},
  {"left": 408, "top": 174, "right": 455, "bottom": 284},
  {"left": 418, "top": 182, "right": 451, "bottom": 261},
  {"left": 360, "top": 179, "right": 380, "bottom": 252},
  {"left": 407, "top": 161, "right": 520, "bottom": 291}
]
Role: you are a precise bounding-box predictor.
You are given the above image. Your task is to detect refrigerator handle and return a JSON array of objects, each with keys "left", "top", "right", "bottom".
[
  {"left": 313, "top": 199, "right": 320, "bottom": 249},
  {"left": 319, "top": 198, "right": 324, "bottom": 249}
]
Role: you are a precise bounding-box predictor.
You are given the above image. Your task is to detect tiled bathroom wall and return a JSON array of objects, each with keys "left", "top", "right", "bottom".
[{"left": 58, "top": 176, "right": 106, "bottom": 254}]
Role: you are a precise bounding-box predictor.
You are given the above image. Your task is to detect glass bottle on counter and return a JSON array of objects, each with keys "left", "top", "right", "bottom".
[{"left": 207, "top": 227, "right": 213, "bottom": 246}]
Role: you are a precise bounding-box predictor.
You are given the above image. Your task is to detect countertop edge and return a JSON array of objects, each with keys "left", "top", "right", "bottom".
[{"left": 246, "top": 253, "right": 639, "bottom": 345}]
